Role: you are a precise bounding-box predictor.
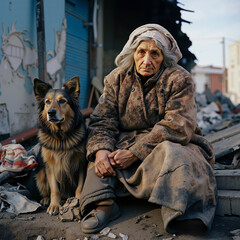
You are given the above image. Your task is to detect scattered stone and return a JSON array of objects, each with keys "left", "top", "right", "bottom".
[
  {"left": 68, "top": 198, "right": 79, "bottom": 208},
  {"left": 90, "top": 234, "right": 99, "bottom": 239},
  {"left": 232, "top": 237, "right": 240, "bottom": 240},
  {"left": 155, "top": 233, "right": 163, "bottom": 237},
  {"left": 162, "top": 238, "right": 174, "bottom": 240},
  {"left": 72, "top": 207, "right": 81, "bottom": 220},
  {"left": 231, "top": 229, "right": 240, "bottom": 236},
  {"left": 153, "top": 224, "right": 157, "bottom": 228},
  {"left": 58, "top": 209, "right": 74, "bottom": 222},
  {"left": 107, "top": 232, "right": 117, "bottom": 239},
  {"left": 84, "top": 237, "right": 89, "bottom": 240},
  {"left": 119, "top": 233, "right": 128, "bottom": 240},
  {"left": 36, "top": 235, "right": 45, "bottom": 240},
  {"left": 100, "top": 227, "right": 111, "bottom": 235}
]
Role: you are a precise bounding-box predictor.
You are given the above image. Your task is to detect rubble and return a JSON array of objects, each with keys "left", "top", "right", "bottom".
[
  {"left": 195, "top": 90, "right": 240, "bottom": 136},
  {"left": 58, "top": 197, "right": 81, "bottom": 222}
]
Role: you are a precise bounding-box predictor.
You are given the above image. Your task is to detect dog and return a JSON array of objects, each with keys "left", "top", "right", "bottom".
[{"left": 33, "top": 76, "right": 87, "bottom": 215}]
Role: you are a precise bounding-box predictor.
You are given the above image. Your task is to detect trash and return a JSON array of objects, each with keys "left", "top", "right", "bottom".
[
  {"left": 0, "top": 189, "right": 41, "bottom": 214},
  {"left": 119, "top": 233, "right": 128, "bottom": 240},
  {"left": 135, "top": 216, "right": 143, "bottom": 223},
  {"left": 15, "top": 216, "right": 35, "bottom": 221},
  {"left": 100, "top": 227, "right": 111, "bottom": 235},
  {"left": 156, "top": 233, "right": 163, "bottom": 237}
]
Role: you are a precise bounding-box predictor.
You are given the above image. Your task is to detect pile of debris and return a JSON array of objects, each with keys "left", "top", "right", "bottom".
[{"left": 195, "top": 89, "right": 240, "bottom": 136}]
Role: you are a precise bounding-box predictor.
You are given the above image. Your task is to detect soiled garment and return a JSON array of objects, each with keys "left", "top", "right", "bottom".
[
  {"left": 80, "top": 141, "right": 217, "bottom": 231},
  {"left": 83, "top": 64, "right": 217, "bottom": 231}
]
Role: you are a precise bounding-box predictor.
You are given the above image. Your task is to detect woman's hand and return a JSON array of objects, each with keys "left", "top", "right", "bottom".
[
  {"left": 108, "top": 149, "right": 139, "bottom": 169},
  {"left": 95, "top": 150, "right": 116, "bottom": 179}
]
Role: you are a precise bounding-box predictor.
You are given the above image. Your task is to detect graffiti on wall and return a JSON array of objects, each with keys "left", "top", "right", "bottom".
[
  {"left": 0, "top": 18, "right": 67, "bottom": 136},
  {"left": 1, "top": 22, "right": 37, "bottom": 82}
]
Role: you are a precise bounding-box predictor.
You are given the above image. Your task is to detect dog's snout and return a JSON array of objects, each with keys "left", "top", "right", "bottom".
[{"left": 48, "top": 109, "right": 56, "bottom": 117}]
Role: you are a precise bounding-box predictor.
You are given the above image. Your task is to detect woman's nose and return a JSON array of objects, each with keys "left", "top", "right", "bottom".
[{"left": 143, "top": 53, "right": 151, "bottom": 64}]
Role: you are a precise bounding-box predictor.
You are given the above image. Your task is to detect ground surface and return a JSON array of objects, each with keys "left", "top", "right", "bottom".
[{"left": 0, "top": 197, "right": 239, "bottom": 240}]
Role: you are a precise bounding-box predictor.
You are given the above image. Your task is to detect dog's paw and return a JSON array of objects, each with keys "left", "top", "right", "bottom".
[
  {"left": 47, "top": 203, "right": 61, "bottom": 215},
  {"left": 40, "top": 197, "right": 50, "bottom": 207}
]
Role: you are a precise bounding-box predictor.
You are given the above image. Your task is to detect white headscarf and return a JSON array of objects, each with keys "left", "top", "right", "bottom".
[{"left": 115, "top": 24, "right": 182, "bottom": 66}]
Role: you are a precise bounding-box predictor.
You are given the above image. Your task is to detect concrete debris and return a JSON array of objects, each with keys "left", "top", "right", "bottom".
[
  {"left": 100, "top": 227, "right": 111, "bottom": 235},
  {"left": 119, "top": 233, "right": 128, "bottom": 240},
  {"left": 58, "top": 197, "right": 81, "bottom": 222},
  {"left": 36, "top": 236, "right": 45, "bottom": 240},
  {"left": 195, "top": 90, "right": 240, "bottom": 136},
  {"left": 107, "top": 232, "right": 117, "bottom": 238}
]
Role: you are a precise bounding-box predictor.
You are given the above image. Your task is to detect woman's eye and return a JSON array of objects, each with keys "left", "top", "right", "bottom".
[
  {"left": 45, "top": 99, "right": 51, "bottom": 105},
  {"left": 152, "top": 51, "right": 159, "bottom": 57},
  {"left": 59, "top": 99, "right": 66, "bottom": 104},
  {"left": 138, "top": 49, "right": 145, "bottom": 55}
]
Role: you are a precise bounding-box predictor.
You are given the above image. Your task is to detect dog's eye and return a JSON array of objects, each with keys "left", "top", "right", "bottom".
[
  {"left": 45, "top": 99, "right": 51, "bottom": 105},
  {"left": 59, "top": 99, "right": 66, "bottom": 104}
]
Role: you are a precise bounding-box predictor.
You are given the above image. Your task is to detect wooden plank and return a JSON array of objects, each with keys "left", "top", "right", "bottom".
[
  {"left": 205, "top": 123, "right": 240, "bottom": 144},
  {"left": 211, "top": 133, "right": 240, "bottom": 159}
]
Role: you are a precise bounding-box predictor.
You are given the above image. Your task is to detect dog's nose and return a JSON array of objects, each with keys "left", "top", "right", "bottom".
[{"left": 48, "top": 109, "right": 56, "bottom": 117}]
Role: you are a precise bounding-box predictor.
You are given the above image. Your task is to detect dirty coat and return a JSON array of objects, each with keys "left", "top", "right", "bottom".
[{"left": 81, "top": 65, "right": 217, "bottom": 232}]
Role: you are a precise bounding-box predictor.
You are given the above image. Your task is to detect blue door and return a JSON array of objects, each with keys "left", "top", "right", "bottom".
[{"left": 65, "top": 0, "right": 89, "bottom": 109}]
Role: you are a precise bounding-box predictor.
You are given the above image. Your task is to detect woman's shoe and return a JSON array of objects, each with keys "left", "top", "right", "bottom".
[{"left": 81, "top": 203, "right": 120, "bottom": 234}]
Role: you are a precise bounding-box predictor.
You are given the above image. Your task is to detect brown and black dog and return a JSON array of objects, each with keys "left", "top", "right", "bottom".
[{"left": 33, "top": 76, "right": 87, "bottom": 215}]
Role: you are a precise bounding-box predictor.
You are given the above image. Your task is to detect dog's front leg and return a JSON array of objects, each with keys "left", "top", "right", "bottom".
[
  {"left": 75, "top": 171, "right": 85, "bottom": 199},
  {"left": 46, "top": 168, "right": 61, "bottom": 215}
]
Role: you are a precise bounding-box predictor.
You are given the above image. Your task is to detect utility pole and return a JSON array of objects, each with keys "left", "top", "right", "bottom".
[{"left": 221, "top": 37, "right": 226, "bottom": 94}]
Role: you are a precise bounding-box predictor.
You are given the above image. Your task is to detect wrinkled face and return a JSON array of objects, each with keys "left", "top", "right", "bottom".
[{"left": 134, "top": 40, "right": 164, "bottom": 78}]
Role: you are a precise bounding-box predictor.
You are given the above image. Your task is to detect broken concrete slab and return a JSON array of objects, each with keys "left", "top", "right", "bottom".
[
  {"left": 216, "top": 190, "right": 240, "bottom": 216},
  {"left": 214, "top": 169, "right": 240, "bottom": 190}
]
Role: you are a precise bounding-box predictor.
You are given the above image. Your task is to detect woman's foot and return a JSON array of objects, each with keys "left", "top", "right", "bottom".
[{"left": 81, "top": 203, "right": 120, "bottom": 234}]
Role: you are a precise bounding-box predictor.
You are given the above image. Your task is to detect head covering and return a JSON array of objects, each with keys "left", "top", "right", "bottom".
[{"left": 115, "top": 24, "right": 182, "bottom": 66}]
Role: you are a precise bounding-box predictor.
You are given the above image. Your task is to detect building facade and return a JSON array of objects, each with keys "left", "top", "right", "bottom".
[
  {"left": 228, "top": 40, "right": 240, "bottom": 105},
  {"left": 0, "top": 0, "right": 90, "bottom": 138},
  {"left": 191, "top": 65, "right": 224, "bottom": 94}
]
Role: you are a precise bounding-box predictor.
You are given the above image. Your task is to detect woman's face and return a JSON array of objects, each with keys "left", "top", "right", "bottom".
[{"left": 134, "top": 40, "right": 163, "bottom": 78}]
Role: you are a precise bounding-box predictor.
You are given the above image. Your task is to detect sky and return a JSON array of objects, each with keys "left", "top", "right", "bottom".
[{"left": 179, "top": 0, "right": 240, "bottom": 68}]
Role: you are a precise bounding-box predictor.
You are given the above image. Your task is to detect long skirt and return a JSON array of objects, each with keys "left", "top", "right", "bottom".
[{"left": 79, "top": 141, "right": 217, "bottom": 232}]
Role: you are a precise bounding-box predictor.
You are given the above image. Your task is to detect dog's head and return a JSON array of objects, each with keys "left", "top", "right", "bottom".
[{"left": 34, "top": 76, "right": 80, "bottom": 128}]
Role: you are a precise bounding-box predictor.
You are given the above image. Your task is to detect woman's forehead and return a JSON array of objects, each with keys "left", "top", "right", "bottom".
[{"left": 136, "top": 40, "right": 160, "bottom": 50}]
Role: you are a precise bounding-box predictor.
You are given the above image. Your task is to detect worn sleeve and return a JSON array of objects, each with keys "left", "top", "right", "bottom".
[
  {"left": 86, "top": 71, "right": 120, "bottom": 161},
  {"left": 129, "top": 70, "right": 197, "bottom": 161}
]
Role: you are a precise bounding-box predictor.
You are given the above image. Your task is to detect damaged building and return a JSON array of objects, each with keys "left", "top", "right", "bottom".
[{"left": 0, "top": 0, "right": 196, "bottom": 139}]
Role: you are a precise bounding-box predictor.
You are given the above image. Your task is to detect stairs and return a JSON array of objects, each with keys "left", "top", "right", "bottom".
[{"left": 214, "top": 169, "right": 240, "bottom": 216}]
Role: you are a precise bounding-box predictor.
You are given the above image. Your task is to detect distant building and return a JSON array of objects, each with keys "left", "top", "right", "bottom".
[
  {"left": 228, "top": 40, "right": 240, "bottom": 105},
  {"left": 191, "top": 65, "right": 224, "bottom": 94}
]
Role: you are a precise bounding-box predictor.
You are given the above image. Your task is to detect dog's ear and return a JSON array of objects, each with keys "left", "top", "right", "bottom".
[
  {"left": 34, "top": 78, "right": 52, "bottom": 102},
  {"left": 62, "top": 76, "right": 80, "bottom": 99}
]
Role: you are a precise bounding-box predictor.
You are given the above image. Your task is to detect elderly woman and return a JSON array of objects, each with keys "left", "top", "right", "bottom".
[{"left": 80, "top": 24, "right": 217, "bottom": 234}]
